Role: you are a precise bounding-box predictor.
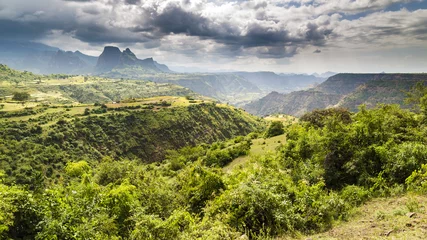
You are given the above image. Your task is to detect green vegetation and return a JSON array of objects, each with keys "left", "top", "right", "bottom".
[
  {"left": 2, "top": 99, "right": 427, "bottom": 239},
  {"left": 2, "top": 66, "right": 427, "bottom": 239},
  {"left": 264, "top": 120, "right": 284, "bottom": 138},
  {"left": 11, "top": 92, "right": 30, "bottom": 101},
  {"left": 245, "top": 73, "right": 427, "bottom": 117},
  {"left": 0, "top": 102, "right": 262, "bottom": 190},
  {"left": 0, "top": 64, "right": 198, "bottom": 106}
]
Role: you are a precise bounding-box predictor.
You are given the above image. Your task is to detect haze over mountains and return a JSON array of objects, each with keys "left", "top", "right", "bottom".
[
  {"left": 2, "top": 40, "right": 426, "bottom": 116},
  {"left": 0, "top": 41, "right": 328, "bottom": 107}
]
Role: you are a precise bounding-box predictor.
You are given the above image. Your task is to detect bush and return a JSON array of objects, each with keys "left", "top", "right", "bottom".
[
  {"left": 12, "top": 92, "right": 30, "bottom": 101},
  {"left": 264, "top": 121, "right": 284, "bottom": 138},
  {"left": 65, "top": 161, "right": 91, "bottom": 178},
  {"left": 406, "top": 164, "right": 427, "bottom": 193},
  {"left": 300, "top": 108, "right": 352, "bottom": 128},
  {"left": 340, "top": 185, "right": 371, "bottom": 207}
]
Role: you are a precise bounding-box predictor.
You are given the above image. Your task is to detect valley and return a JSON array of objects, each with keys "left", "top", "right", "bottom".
[
  {"left": 1, "top": 1, "right": 427, "bottom": 239},
  {"left": 2, "top": 63, "right": 427, "bottom": 240}
]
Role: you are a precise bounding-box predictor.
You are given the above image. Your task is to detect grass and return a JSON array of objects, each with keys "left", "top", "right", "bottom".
[
  {"left": 223, "top": 134, "right": 286, "bottom": 172},
  {"left": 283, "top": 194, "right": 427, "bottom": 240},
  {"left": 0, "top": 102, "right": 39, "bottom": 111}
]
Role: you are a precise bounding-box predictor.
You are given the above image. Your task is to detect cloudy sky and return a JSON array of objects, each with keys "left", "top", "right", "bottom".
[{"left": 0, "top": 0, "right": 426, "bottom": 73}]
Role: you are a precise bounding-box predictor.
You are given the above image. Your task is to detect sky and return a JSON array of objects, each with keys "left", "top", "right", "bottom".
[{"left": 0, "top": 0, "right": 426, "bottom": 73}]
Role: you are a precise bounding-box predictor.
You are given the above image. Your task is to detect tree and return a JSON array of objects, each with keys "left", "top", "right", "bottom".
[
  {"left": 12, "top": 92, "right": 30, "bottom": 102},
  {"left": 264, "top": 121, "right": 284, "bottom": 138}
]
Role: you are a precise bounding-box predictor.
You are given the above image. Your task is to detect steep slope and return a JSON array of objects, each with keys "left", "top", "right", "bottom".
[
  {"left": 154, "top": 60, "right": 173, "bottom": 72},
  {"left": 95, "top": 46, "right": 122, "bottom": 72},
  {"left": 244, "top": 90, "right": 341, "bottom": 117},
  {"left": 0, "top": 102, "right": 264, "bottom": 187},
  {"left": 339, "top": 79, "right": 426, "bottom": 112},
  {"left": 244, "top": 73, "right": 427, "bottom": 116}
]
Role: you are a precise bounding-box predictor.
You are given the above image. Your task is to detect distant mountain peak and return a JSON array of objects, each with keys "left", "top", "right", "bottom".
[
  {"left": 95, "top": 46, "right": 170, "bottom": 74},
  {"left": 96, "top": 46, "right": 122, "bottom": 72}
]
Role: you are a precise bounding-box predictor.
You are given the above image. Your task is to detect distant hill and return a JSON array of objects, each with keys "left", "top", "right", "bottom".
[
  {"left": 102, "top": 71, "right": 325, "bottom": 107},
  {"left": 0, "top": 40, "right": 97, "bottom": 74},
  {"left": 235, "top": 71, "right": 324, "bottom": 93},
  {"left": 244, "top": 73, "right": 427, "bottom": 116},
  {"left": 244, "top": 90, "right": 341, "bottom": 117}
]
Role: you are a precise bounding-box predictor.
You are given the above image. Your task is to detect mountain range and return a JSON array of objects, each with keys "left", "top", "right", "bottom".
[
  {"left": 0, "top": 41, "right": 324, "bottom": 105},
  {"left": 244, "top": 73, "right": 427, "bottom": 116}
]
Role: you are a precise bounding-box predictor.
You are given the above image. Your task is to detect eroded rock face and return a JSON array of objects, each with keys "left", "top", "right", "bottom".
[{"left": 96, "top": 46, "right": 122, "bottom": 72}]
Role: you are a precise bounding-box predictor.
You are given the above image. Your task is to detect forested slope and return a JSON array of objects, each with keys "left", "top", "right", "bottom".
[{"left": 0, "top": 103, "right": 263, "bottom": 190}]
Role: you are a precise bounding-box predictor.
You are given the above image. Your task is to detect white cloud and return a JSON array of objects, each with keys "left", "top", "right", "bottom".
[{"left": 0, "top": 0, "right": 425, "bottom": 72}]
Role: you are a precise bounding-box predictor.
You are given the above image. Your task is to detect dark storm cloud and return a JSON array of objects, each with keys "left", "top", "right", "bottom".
[
  {"left": 0, "top": 20, "right": 49, "bottom": 40},
  {"left": 0, "top": 17, "right": 77, "bottom": 41},
  {"left": 0, "top": 0, "right": 425, "bottom": 60},
  {"left": 125, "top": 0, "right": 140, "bottom": 5},
  {"left": 152, "top": 5, "right": 216, "bottom": 37},
  {"left": 73, "top": 24, "right": 148, "bottom": 43},
  {"left": 134, "top": 3, "right": 332, "bottom": 58}
]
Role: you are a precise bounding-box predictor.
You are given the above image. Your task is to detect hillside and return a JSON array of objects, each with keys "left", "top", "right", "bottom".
[
  {"left": 3, "top": 101, "right": 427, "bottom": 239},
  {"left": 0, "top": 64, "right": 197, "bottom": 104},
  {"left": 339, "top": 79, "right": 425, "bottom": 112},
  {"left": 245, "top": 90, "right": 342, "bottom": 116},
  {"left": 245, "top": 73, "right": 427, "bottom": 116},
  {"left": 0, "top": 97, "right": 264, "bottom": 189},
  {"left": 316, "top": 73, "right": 427, "bottom": 95}
]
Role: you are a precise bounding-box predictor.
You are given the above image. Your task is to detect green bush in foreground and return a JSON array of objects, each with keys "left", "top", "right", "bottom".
[{"left": 264, "top": 121, "right": 284, "bottom": 138}]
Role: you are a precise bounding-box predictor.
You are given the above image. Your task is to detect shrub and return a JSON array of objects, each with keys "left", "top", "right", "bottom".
[
  {"left": 340, "top": 185, "right": 371, "bottom": 207},
  {"left": 12, "top": 92, "right": 30, "bottom": 101},
  {"left": 65, "top": 161, "right": 91, "bottom": 178},
  {"left": 300, "top": 108, "right": 352, "bottom": 128},
  {"left": 405, "top": 164, "right": 427, "bottom": 193},
  {"left": 264, "top": 121, "right": 284, "bottom": 138}
]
